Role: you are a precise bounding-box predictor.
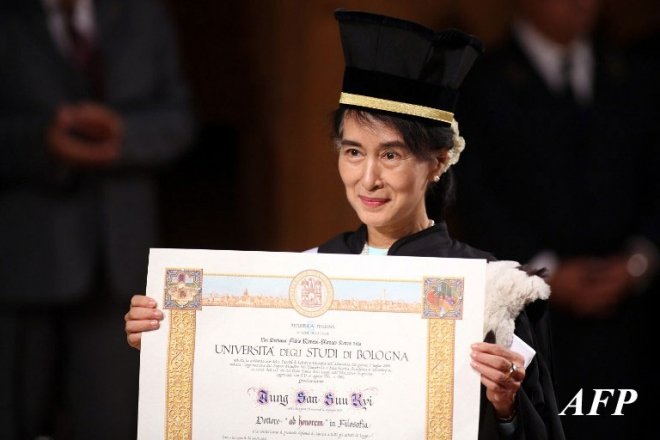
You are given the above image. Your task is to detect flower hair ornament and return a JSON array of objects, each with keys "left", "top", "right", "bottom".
[{"left": 446, "top": 119, "right": 466, "bottom": 169}]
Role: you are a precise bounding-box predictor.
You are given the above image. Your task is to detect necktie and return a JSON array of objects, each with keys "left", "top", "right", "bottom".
[
  {"left": 62, "top": 4, "right": 104, "bottom": 99},
  {"left": 560, "top": 54, "right": 576, "bottom": 105}
]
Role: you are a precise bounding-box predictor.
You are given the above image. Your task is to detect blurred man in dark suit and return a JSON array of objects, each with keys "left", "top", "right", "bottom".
[
  {"left": 455, "top": 0, "right": 659, "bottom": 438},
  {"left": 0, "top": 0, "right": 193, "bottom": 438}
]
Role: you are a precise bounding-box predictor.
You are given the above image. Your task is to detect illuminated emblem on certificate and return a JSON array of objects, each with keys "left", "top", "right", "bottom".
[
  {"left": 423, "top": 277, "right": 464, "bottom": 319},
  {"left": 163, "top": 268, "right": 203, "bottom": 310},
  {"left": 289, "top": 270, "right": 334, "bottom": 317}
]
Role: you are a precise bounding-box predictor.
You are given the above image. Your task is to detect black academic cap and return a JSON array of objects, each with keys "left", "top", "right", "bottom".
[{"left": 335, "top": 10, "right": 483, "bottom": 124}]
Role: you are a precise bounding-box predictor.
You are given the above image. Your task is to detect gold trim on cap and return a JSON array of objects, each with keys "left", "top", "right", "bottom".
[{"left": 339, "top": 92, "right": 454, "bottom": 123}]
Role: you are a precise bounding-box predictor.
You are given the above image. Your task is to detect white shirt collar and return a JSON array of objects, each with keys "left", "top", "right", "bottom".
[
  {"left": 513, "top": 20, "right": 594, "bottom": 105},
  {"left": 41, "top": 0, "right": 97, "bottom": 55}
]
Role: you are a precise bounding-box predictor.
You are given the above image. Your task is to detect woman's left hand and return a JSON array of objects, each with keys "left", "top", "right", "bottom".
[{"left": 471, "top": 342, "right": 525, "bottom": 420}]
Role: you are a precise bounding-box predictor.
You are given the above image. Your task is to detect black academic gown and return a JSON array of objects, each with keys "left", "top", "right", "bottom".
[{"left": 318, "top": 223, "right": 565, "bottom": 440}]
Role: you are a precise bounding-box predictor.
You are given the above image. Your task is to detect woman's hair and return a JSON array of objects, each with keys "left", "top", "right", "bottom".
[{"left": 331, "top": 106, "right": 456, "bottom": 218}]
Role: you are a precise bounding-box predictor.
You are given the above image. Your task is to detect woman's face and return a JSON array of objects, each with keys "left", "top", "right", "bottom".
[{"left": 337, "top": 113, "right": 443, "bottom": 237}]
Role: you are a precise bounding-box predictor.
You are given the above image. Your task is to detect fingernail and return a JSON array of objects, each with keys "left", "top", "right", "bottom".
[
  {"left": 153, "top": 310, "right": 163, "bottom": 319},
  {"left": 470, "top": 362, "right": 477, "bottom": 369},
  {"left": 151, "top": 320, "right": 159, "bottom": 328},
  {"left": 470, "top": 351, "right": 476, "bottom": 358},
  {"left": 148, "top": 299, "right": 156, "bottom": 307}
]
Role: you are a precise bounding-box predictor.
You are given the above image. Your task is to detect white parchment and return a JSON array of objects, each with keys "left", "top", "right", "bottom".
[{"left": 137, "top": 249, "right": 485, "bottom": 440}]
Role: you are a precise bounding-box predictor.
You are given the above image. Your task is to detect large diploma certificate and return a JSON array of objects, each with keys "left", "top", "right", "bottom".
[{"left": 138, "top": 249, "right": 486, "bottom": 440}]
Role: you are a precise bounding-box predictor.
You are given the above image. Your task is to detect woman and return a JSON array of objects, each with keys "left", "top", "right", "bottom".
[{"left": 126, "top": 10, "right": 564, "bottom": 440}]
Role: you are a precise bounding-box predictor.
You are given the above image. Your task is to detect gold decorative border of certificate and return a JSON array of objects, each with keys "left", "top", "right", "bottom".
[
  {"left": 165, "top": 309, "right": 196, "bottom": 440},
  {"left": 202, "top": 296, "right": 422, "bottom": 313},
  {"left": 163, "top": 268, "right": 202, "bottom": 440},
  {"left": 427, "top": 319, "right": 455, "bottom": 440}
]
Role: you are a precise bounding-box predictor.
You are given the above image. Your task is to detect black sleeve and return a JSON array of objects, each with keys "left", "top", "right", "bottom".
[{"left": 478, "top": 304, "right": 566, "bottom": 440}]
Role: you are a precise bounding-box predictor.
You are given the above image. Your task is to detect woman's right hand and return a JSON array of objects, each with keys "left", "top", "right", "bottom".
[{"left": 124, "top": 294, "right": 164, "bottom": 350}]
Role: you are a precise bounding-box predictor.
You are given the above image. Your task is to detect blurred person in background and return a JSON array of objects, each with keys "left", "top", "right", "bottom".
[
  {"left": 0, "top": 0, "right": 193, "bottom": 438},
  {"left": 454, "top": 0, "right": 659, "bottom": 438}
]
